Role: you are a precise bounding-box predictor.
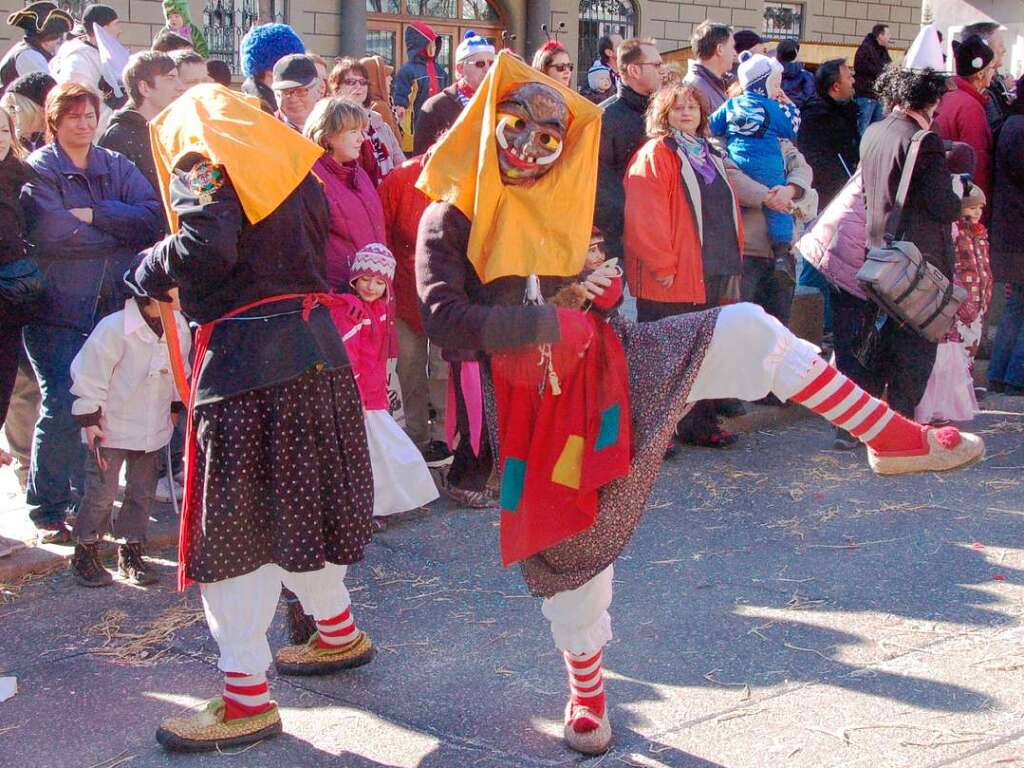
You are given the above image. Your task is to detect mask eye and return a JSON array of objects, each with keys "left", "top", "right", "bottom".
[
  {"left": 498, "top": 112, "right": 527, "bottom": 130},
  {"left": 536, "top": 132, "right": 561, "bottom": 151}
]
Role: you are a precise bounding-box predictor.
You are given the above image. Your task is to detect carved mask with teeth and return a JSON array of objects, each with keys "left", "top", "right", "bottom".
[{"left": 494, "top": 82, "right": 568, "bottom": 185}]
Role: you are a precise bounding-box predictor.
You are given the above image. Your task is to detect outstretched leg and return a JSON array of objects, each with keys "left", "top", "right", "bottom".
[{"left": 688, "top": 304, "right": 984, "bottom": 474}]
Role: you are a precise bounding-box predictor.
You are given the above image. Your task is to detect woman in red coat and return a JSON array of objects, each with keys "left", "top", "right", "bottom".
[{"left": 624, "top": 81, "right": 744, "bottom": 448}]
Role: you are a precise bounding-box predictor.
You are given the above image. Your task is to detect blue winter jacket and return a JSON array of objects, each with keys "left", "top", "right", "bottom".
[
  {"left": 781, "top": 62, "right": 815, "bottom": 109},
  {"left": 391, "top": 24, "right": 449, "bottom": 121},
  {"left": 20, "top": 143, "right": 163, "bottom": 332},
  {"left": 709, "top": 92, "right": 800, "bottom": 188}
]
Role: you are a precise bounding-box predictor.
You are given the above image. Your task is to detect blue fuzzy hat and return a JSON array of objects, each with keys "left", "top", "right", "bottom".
[{"left": 240, "top": 23, "right": 305, "bottom": 79}]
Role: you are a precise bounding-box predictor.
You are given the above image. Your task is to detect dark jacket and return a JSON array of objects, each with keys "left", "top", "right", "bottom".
[
  {"left": 135, "top": 165, "right": 347, "bottom": 406},
  {"left": 853, "top": 33, "right": 892, "bottom": 99},
  {"left": 594, "top": 84, "right": 649, "bottom": 258},
  {"left": 781, "top": 62, "right": 815, "bottom": 109},
  {"left": 989, "top": 111, "right": 1024, "bottom": 284},
  {"left": 985, "top": 74, "right": 1012, "bottom": 135},
  {"left": 98, "top": 107, "right": 160, "bottom": 200},
  {"left": 413, "top": 84, "right": 463, "bottom": 156},
  {"left": 21, "top": 143, "right": 162, "bottom": 332},
  {"left": 0, "top": 153, "right": 30, "bottom": 325},
  {"left": 797, "top": 94, "right": 860, "bottom": 207},
  {"left": 392, "top": 25, "right": 449, "bottom": 125},
  {"left": 860, "top": 112, "right": 960, "bottom": 278},
  {"left": 683, "top": 61, "right": 729, "bottom": 112},
  {"left": 416, "top": 201, "right": 561, "bottom": 360},
  {"left": 0, "top": 153, "right": 29, "bottom": 266}
]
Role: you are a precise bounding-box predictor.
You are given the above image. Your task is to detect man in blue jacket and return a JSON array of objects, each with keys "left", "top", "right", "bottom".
[{"left": 19, "top": 82, "right": 162, "bottom": 542}]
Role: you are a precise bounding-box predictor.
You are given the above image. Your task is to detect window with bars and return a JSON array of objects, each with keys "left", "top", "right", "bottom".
[
  {"left": 366, "top": 29, "right": 398, "bottom": 65},
  {"left": 204, "top": 0, "right": 287, "bottom": 76},
  {"left": 368, "top": 1, "right": 498, "bottom": 20},
  {"left": 763, "top": 2, "right": 803, "bottom": 41},
  {"left": 578, "top": 0, "right": 637, "bottom": 86}
]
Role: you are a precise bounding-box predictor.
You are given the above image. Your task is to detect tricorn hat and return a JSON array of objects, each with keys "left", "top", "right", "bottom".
[{"left": 7, "top": 1, "right": 74, "bottom": 38}]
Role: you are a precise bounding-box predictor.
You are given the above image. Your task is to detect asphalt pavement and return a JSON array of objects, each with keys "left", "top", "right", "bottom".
[{"left": 0, "top": 395, "right": 1022, "bottom": 768}]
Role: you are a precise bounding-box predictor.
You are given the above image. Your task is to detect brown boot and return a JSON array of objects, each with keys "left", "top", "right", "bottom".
[
  {"left": 117, "top": 543, "right": 158, "bottom": 586},
  {"left": 71, "top": 543, "right": 113, "bottom": 588},
  {"left": 284, "top": 594, "right": 317, "bottom": 645}
]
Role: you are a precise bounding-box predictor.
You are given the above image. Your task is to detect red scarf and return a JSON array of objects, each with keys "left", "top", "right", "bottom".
[{"left": 492, "top": 310, "right": 631, "bottom": 566}]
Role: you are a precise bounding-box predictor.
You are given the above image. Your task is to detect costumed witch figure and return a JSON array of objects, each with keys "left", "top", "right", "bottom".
[
  {"left": 133, "top": 84, "right": 376, "bottom": 752},
  {"left": 415, "top": 52, "right": 987, "bottom": 755}
]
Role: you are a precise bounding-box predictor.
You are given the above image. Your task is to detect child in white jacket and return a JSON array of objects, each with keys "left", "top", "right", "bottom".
[{"left": 68, "top": 285, "right": 189, "bottom": 588}]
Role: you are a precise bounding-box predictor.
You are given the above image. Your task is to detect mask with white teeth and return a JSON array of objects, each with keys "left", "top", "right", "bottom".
[{"left": 494, "top": 82, "right": 569, "bottom": 185}]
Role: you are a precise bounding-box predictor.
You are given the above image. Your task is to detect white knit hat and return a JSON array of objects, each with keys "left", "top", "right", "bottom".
[
  {"left": 349, "top": 243, "right": 395, "bottom": 286},
  {"left": 737, "top": 51, "right": 782, "bottom": 93},
  {"left": 456, "top": 30, "right": 495, "bottom": 64}
]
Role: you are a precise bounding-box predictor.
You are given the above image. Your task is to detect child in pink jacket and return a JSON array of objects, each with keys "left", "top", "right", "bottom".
[{"left": 330, "top": 244, "right": 437, "bottom": 521}]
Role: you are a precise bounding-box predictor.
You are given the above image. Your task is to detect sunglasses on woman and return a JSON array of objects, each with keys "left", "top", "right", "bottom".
[
  {"left": 549, "top": 62, "right": 574, "bottom": 73},
  {"left": 343, "top": 77, "right": 369, "bottom": 87}
]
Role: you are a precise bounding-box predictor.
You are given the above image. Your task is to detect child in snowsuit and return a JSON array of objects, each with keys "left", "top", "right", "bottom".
[
  {"left": 709, "top": 51, "right": 800, "bottom": 280},
  {"left": 160, "top": 0, "right": 209, "bottom": 57},
  {"left": 916, "top": 180, "right": 993, "bottom": 423},
  {"left": 329, "top": 244, "right": 438, "bottom": 525},
  {"left": 68, "top": 284, "right": 190, "bottom": 588}
]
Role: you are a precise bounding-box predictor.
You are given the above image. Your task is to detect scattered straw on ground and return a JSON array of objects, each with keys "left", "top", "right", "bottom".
[
  {"left": 86, "top": 602, "right": 204, "bottom": 666},
  {"left": 0, "top": 569, "right": 57, "bottom": 604}
]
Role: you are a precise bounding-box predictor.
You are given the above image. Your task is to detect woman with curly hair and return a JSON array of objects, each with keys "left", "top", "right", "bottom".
[{"left": 852, "top": 65, "right": 963, "bottom": 416}]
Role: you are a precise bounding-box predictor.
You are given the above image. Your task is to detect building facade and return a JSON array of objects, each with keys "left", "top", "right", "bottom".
[{"left": 1, "top": 0, "right": 1016, "bottom": 79}]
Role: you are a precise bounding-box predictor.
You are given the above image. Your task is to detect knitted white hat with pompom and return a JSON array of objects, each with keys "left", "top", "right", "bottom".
[{"left": 737, "top": 51, "right": 783, "bottom": 93}]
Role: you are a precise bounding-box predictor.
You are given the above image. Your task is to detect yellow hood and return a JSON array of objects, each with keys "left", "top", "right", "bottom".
[
  {"left": 148, "top": 83, "right": 324, "bottom": 230},
  {"left": 416, "top": 51, "right": 602, "bottom": 284}
]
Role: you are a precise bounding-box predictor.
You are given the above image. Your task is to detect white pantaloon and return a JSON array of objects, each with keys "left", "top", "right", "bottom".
[
  {"left": 542, "top": 304, "right": 821, "bottom": 653},
  {"left": 201, "top": 562, "right": 351, "bottom": 674}
]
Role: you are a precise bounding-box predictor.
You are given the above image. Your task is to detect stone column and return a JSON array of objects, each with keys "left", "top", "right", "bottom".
[
  {"left": 525, "top": 0, "right": 550, "bottom": 59},
  {"left": 339, "top": 1, "right": 367, "bottom": 58}
]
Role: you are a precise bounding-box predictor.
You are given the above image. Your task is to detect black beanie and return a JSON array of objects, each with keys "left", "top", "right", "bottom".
[
  {"left": 83, "top": 3, "right": 118, "bottom": 35},
  {"left": 955, "top": 34, "right": 994, "bottom": 77},
  {"left": 7, "top": 71, "right": 57, "bottom": 107},
  {"left": 733, "top": 30, "right": 763, "bottom": 55}
]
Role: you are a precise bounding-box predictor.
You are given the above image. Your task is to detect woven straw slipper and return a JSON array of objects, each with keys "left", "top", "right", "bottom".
[
  {"left": 869, "top": 429, "right": 985, "bottom": 476},
  {"left": 275, "top": 630, "right": 376, "bottom": 676},
  {"left": 563, "top": 702, "right": 611, "bottom": 755},
  {"left": 156, "top": 697, "right": 282, "bottom": 753}
]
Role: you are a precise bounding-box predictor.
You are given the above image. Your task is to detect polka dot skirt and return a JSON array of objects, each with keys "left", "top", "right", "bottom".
[{"left": 185, "top": 366, "right": 374, "bottom": 583}]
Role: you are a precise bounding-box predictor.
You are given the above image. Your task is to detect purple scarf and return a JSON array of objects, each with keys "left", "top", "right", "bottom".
[{"left": 672, "top": 130, "right": 717, "bottom": 186}]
